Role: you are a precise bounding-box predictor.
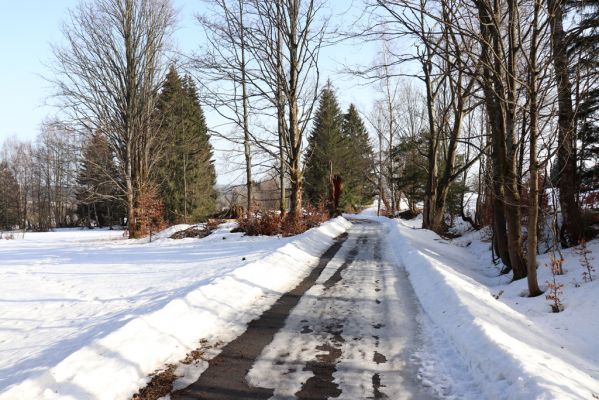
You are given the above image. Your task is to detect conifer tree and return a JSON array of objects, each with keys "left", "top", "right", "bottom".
[
  {"left": 76, "top": 131, "right": 125, "bottom": 227},
  {"left": 0, "top": 161, "right": 20, "bottom": 230},
  {"left": 303, "top": 85, "right": 346, "bottom": 206},
  {"left": 571, "top": 0, "right": 599, "bottom": 195},
  {"left": 341, "top": 104, "right": 376, "bottom": 209},
  {"left": 304, "top": 87, "right": 376, "bottom": 211},
  {"left": 156, "top": 67, "right": 216, "bottom": 223},
  {"left": 392, "top": 134, "right": 427, "bottom": 213}
]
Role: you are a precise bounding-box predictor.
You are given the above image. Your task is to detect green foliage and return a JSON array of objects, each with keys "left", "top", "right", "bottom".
[
  {"left": 304, "top": 84, "right": 346, "bottom": 205},
  {"left": 392, "top": 134, "right": 427, "bottom": 211},
  {"left": 570, "top": 0, "right": 599, "bottom": 193},
  {"left": 156, "top": 67, "right": 216, "bottom": 223},
  {"left": 0, "top": 161, "right": 20, "bottom": 230},
  {"left": 341, "top": 104, "right": 376, "bottom": 209},
  {"left": 579, "top": 118, "right": 599, "bottom": 191},
  {"left": 304, "top": 84, "right": 375, "bottom": 210}
]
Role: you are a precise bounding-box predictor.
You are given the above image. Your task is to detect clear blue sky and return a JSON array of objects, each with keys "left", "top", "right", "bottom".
[
  {"left": 0, "top": 1, "right": 380, "bottom": 183},
  {"left": 0, "top": 0, "right": 206, "bottom": 142}
]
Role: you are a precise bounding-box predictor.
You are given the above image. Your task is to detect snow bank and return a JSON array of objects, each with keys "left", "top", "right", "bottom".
[
  {"left": 0, "top": 217, "right": 351, "bottom": 400},
  {"left": 366, "top": 215, "right": 599, "bottom": 400},
  {"left": 146, "top": 224, "right": 197, "bottom": 240}
]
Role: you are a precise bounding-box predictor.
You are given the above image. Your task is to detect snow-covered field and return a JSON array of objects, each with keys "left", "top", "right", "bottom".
[
  {"left": 0, "top": 219, "right": 350, "bottom": 399},
  {"left": 2, "top": 211, "right": 598, "bottom": 400},
  {"left": 370, "top": 213, "right": 599, "bottom": 399}
]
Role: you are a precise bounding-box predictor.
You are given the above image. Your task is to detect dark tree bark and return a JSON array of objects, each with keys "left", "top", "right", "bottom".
[
  {"left": 547, "top": 0, "right": 583, "bottom": 247},
  {"left": 527, "top": 0, "right": 543, "bottom": 297},
  {"left": 475, "top": 0, "right": 527, "bottom": 279}
]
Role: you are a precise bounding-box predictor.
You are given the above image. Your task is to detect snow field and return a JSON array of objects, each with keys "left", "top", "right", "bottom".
[
  {"left": 0, "top": 217, "right": 351, "bottom": 400},
  {"left": 369, "top": 214, "right": 599, "bottom": 400}
]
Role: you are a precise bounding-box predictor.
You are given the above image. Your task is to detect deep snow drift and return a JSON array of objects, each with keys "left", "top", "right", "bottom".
[{"left": 0, "top": 219, "right": 350, "bottom": 399}]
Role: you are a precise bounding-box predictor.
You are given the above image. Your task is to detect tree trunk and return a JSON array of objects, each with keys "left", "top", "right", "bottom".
[
  {"left": 501, "top": 0, "right": 527, "bottom": 280},
  {"left": 239, "top": 2, "right": 252, "bottom": 218},
  {"left": 183, "top": 154, "right": 188, "bottom": 223},
  {"left": 547, "top": 0, "right": 582, "bottom": 247},
  {"left": 422, "top": 55, "right": 438, "bottom": 230},
  {"left": 287, "top": 0, "right": 302, "bottom": 218},
  {"left": 126, "top": 176, "right": 135, "bottom": 237},
  {"left": 476, "top": 0, "right": 517, "bottom": 272},
  {"left": 527, "top": 0, "right": 543, "bottom": 296},
  {"left": 378, "top": 126, "right": 383, "bottom": 216},
  {"left": 276, "top": 2, "right": 286, "bottom": 216}
]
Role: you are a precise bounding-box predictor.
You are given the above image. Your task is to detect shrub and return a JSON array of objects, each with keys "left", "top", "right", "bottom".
[
  {"left": 236, "top": 203, "right": 330, "bottom": 237},
  {"left": 545, "top": 256, "right": 565, "bottom": 313},
  {"left": 576, "top": 239, "right": 595, "bottom": 282},
  {"left": 236, "top": 211, "right": 282, "bottom": 236},
  {"left": 133, "top": 184, "right": 167, "bottom": 239},
  {"left": 302, "top": 202, "right": 330, "bottom": 229}
]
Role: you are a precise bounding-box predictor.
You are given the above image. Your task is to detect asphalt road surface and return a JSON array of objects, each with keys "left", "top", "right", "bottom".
[{"left": 173, "top": 219, "right": 435, "bottom": 400}]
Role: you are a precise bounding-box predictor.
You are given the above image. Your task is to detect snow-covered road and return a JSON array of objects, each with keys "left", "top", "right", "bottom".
[
  {"left": 248, "top": 218, "right": 434, "bottom": 399},
  {"left": 173, "top": 218, "right": 438, "bottom": 399},
  {"left": 3, "top": 214, "right": 596, "bottom": 399}
]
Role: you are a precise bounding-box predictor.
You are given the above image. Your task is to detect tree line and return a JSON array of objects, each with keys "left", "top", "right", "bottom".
[
  {"left": 1, "top": 0, "right": 377, "bottom": 237},
  {"left": 361, "top": 0, "right": 598, "bottom": 292},
  {"left": 0, "top": 0, "right": 597, "bottom": 294},
  {"left": 0, "top": 63, "right": 216, "bottom": 236},
  {"left": 1, "top": 1, "right": 218, "bottom": 237}
]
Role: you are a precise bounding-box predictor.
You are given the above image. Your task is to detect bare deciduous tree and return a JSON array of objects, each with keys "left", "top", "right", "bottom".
[
  {"left": 50, "top": 0, "right": 175, "bottom": 237},
  {"left": 250, "top": 0, "right": 326, "bottom": 217},
  {"left": 195, "top": 0, "right": 254, "bottom": 217}
]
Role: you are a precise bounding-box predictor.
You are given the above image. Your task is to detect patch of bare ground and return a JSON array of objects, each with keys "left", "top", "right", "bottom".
[
  {"left": 131, "top": 339, "right": 221, "bottom": 400},
  {"left": 131, "top": 364, "right": 177, "bottom": 400}
]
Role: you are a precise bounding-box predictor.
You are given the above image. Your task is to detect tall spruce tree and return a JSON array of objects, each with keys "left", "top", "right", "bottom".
[
  {"left": 341, "top": 104, "right": 376, "bottom": 209},
  {"left": 156, "top": 67, "right": 216, "bottom": 223},
  {"left": 304, "top": 86, "right": 376, "bottom": 210},
  {"left": 303, "top": 84, "right": 346, "bottom": 206},
  {"left": 572, "top": 0, "right": 599, "bottom": 195}
]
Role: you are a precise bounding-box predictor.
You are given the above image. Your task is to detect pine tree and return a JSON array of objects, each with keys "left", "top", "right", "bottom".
[
  {"left": 341, "top": 104, "right": 376, "bottom": 209},
  {"left": 156, "top": 67, "right": 216, "bottom": 223},
  {"left": 303, "top": 84, "right": 346, "bottom": 206}
]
